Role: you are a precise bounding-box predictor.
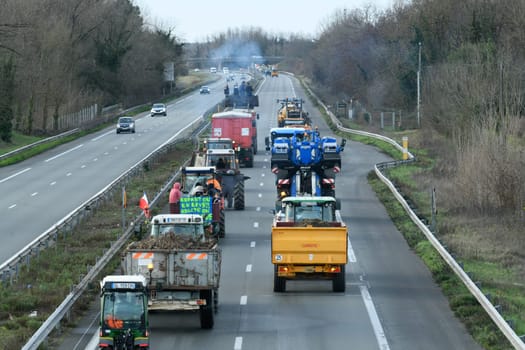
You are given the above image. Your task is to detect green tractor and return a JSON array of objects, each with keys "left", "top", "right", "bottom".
[{"left": 99, "top": 275, "right": 150, "bottom": 350}]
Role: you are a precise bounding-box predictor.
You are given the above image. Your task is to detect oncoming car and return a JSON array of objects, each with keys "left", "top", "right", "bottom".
[
  {"left": 150, "top": 103, "right": 167, "bottom": 117},
  {"left": 116, "top": 116, "right": 135, "bottom": 134},
  {"left": 200, "top": 86, "right": 211, "bottom": 94}
]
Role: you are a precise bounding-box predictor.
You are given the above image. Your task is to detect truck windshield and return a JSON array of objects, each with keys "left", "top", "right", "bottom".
[
  {"left": 102, "top": 291, "right": 146, "bottom": 328},
  {"left": 152, "top": 223, "right": 204, "bottom": 237},
  {"left": 284, "top": 203, "right": 334, "bottom": 222}
]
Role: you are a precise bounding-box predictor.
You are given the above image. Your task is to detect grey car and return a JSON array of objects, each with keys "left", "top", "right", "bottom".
[
  {"left": 150, "top": 103, "right": 167, "bottom": 116},
  {"left": 116, "top": 116, "right": 135, "bottom": 134}
]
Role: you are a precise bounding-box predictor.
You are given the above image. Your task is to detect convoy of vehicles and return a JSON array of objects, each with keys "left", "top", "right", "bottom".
[
  {"left": 102, "top": 74, "right": 348, "bottom": 349},
  {"left": 120, "top": 214, "right": 221, "bottom": 329}
]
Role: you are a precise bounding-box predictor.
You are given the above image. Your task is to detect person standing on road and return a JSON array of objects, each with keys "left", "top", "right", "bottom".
[{"left": 169, "top": 182, "right": 182, "bottom": 214}]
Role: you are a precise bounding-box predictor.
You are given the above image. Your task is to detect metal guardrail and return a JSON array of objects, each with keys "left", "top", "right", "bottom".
[
  {"left": 301, "top": 80, "right": 525, "bottom": 349},
  {"left": 19, "top": 114, "right": 211, "bottom": 350},
  {"left": 0, "top": 128, "right": 81, "bottom": 163}
]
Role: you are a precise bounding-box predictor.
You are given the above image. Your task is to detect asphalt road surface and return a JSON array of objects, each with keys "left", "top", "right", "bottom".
[{"left": 44, "top": 72, "right": 482, "bottom": 350}]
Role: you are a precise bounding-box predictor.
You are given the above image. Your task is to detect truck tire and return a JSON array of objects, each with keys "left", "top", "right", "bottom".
[
  {"left": 218, "top": 210, "right": 226, "bottom": 238},
  {"left": 273, "top": 266, "right": 286, "bottom": 292},
  {"left": 200, "top": 290, "right": 214, "bottom": 329},
  {"left": 332, "top": 265, "right": 346, "bottom": 292},
  {"left": 213, "top": 289, "right": 219, "bottom": 314},
  {"left": 233, "top": 181, "right": 245, "bottom": 210}
]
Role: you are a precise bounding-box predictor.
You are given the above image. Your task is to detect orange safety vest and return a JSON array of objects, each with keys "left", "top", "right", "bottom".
[{"left": 207, "top": 178, "right": 222, "bottom": 192}]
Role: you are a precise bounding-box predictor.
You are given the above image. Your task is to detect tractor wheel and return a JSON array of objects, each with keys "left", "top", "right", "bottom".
[
  {"left": 218, "top": 210, "right": 226, "bottom": 238},
  {"left": 332, "top": 265, "right": 346, "bottom": 293},
  {"left": 233, "top": 181, "right": 245, "bottom": 210},
  {"left": 213, "top": 289, "right": 219, "bottom": 314},
  {"left": 199, "top": 290, "right": 214, "bottom": 329},
  {"left": 273, "top": 265, "right": 286, "bottom": 292}
]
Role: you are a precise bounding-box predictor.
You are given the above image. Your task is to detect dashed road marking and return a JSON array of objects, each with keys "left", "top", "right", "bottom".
[{"left": 234, "top": 336, "right": 243, "bottom": 350}]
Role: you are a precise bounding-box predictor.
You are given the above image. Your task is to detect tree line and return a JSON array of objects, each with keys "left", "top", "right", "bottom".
[
  {"left": 1, "top": 0, "right": 523, "bottom": 217},
  {"left": 0, "top": 0, "right": 184, "bottom": 140}
]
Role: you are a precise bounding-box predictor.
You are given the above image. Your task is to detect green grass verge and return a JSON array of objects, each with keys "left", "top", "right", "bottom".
[
  {"left": 368, "top": 166, "right": 514, "bottom": 350},
  {"left": 0, "top": 140, "right": 193, "bottom": 350}
]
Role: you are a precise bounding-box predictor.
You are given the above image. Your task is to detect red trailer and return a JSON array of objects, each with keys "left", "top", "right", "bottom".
[{"left": 211, "top": 110, "right": 258, "bottom": 167}]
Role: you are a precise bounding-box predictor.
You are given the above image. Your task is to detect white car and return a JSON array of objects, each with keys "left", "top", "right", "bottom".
[{"left": 150, "top": 103, "right": 167, "bottom": 117}]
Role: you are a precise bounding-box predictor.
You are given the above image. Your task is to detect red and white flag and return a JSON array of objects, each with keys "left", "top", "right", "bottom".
[{"left": 138, "top": 191, "right": 150, "bottom": 218}]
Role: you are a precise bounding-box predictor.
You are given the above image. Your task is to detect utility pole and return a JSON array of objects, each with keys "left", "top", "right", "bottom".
[{"left": 417, "top": 42, "right": 422, "bottom": 128}]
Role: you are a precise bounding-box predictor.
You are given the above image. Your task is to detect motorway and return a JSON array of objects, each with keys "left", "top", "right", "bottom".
[{"left": 9, "top": 72, "right": 483, "bottom": 349}]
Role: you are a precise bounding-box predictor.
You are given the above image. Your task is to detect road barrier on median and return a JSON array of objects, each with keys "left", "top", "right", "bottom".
[{"left": 18, "top": 112, "right": 212, "bottom": 350}]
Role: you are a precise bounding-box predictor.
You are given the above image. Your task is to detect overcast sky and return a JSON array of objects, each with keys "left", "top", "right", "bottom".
[{"left": 134, "top": 0, "right": 398, "bottom": 43}]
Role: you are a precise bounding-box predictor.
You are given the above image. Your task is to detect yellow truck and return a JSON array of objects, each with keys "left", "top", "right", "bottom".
[{"left": 271, "top": 196, "right": 348, "bottom": 292}]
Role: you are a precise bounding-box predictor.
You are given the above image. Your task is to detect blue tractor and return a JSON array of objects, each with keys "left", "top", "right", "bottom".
[{"left": 269, "top": 129, "right": 346, "bottom": 201}]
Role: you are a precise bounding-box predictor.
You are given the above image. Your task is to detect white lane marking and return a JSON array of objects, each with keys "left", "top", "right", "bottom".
[
  {"left": 258, "top": 193, "right": 262, "bottom": 198},
  {"left": 31, "top": 192, "right": 38, "bottom": 197},
  {"left": 104, "top": 152, "right": 109, "bottom": 155},
  {"left": 240, "top": 295, "right": 247, "bottom": 305},
  {"left": 259, "top": 182, "right": 264, "bottom": 186},
  {"left": 253, "top": 222, "right": 259, "bottom": 228},
  {"left": 234, "top": 337, "right": 243, "bottom": 350},
  {"left": 261, "top": 173, "right": 265, "bottom": 177},
  {"left": 114, "top": 146, "right": 118, "bottom": 150},
  {"left": 91, "top": 130, "right": 114, "bottom": 141},
  {"left": 0, "top": 167, "right": 31, "bottom": 184},
  {"left": 256, "top": 206, "right": 261, "bottom": 212},
  {"left": 348, "top": 238, "right": 357, "bottom": 263},
  {"left": 81, "top": 165, "right": 86, "bottom": 169},
  {"left": 250, "top": 241, "right": 256, "bottom": 248},
  {"left": 45, "top": 144, "right": 83, "bottom": 162},
  {"left": 360, "top": 285, "right": 390, "bottom": 350},
  {"left": 66, "top": 173, "right": 72, "bottom": 177},
  {"left": 8, "top": 204, "right": 16, "bottom": 209},
  {"left": 246, "top": 264, "right": 252, "bottom": 272},
  {"left": 50, "top": 181, "right": 56, "bottom": 186}
]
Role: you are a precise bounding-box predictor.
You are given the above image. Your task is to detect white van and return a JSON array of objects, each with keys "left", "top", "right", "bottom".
[
  {"left": 223, "top": 67, "right": 229, "bottom": 74},
  {"left": 210, "top": 67, "right": 217, "bottom": 73}
]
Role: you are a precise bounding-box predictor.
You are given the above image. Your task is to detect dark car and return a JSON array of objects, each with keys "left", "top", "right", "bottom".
[
  {"left": 116, "top": 116, "right": 135, "bottom": 134},
  {"left": 200, "top": 86, "right": 211, "bottom": 94},
  {"left": 150, "top": 103, "right": 167, "bottom": 117}
]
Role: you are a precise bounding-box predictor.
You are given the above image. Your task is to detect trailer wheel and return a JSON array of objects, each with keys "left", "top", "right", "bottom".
[
  {"left": 200, "top": 290, "right": 214, "bottom": 329},
  {"left": 213, "top": 289, "right": 219, "bottom": 314},
  {"left": 273, "top": 266, "right": 286, "bottom": 292},
  {"left": 233, "top": 181, "right": 245, "bottom": 210},
  {"left": 332, "top": 265, "right": 346, "bottom": 292},
  {"left": 218, "top": 210, "right": 226, "bottom": 238}
]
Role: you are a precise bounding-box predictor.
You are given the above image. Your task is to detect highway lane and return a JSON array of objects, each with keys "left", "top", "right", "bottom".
[
  {"left": 0, "top": 76, "right": 227, "bottom": 263},
  {"left": 147, "top": 74, "right": 482, "bottom": 349},
  {"left": 59, "top": 73, "right": 482, "bottom": 350}
]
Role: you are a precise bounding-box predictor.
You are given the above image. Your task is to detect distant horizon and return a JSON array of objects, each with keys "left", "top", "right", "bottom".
[{"left": 134, "top": 0, "right": 399, "bottom": 43}]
